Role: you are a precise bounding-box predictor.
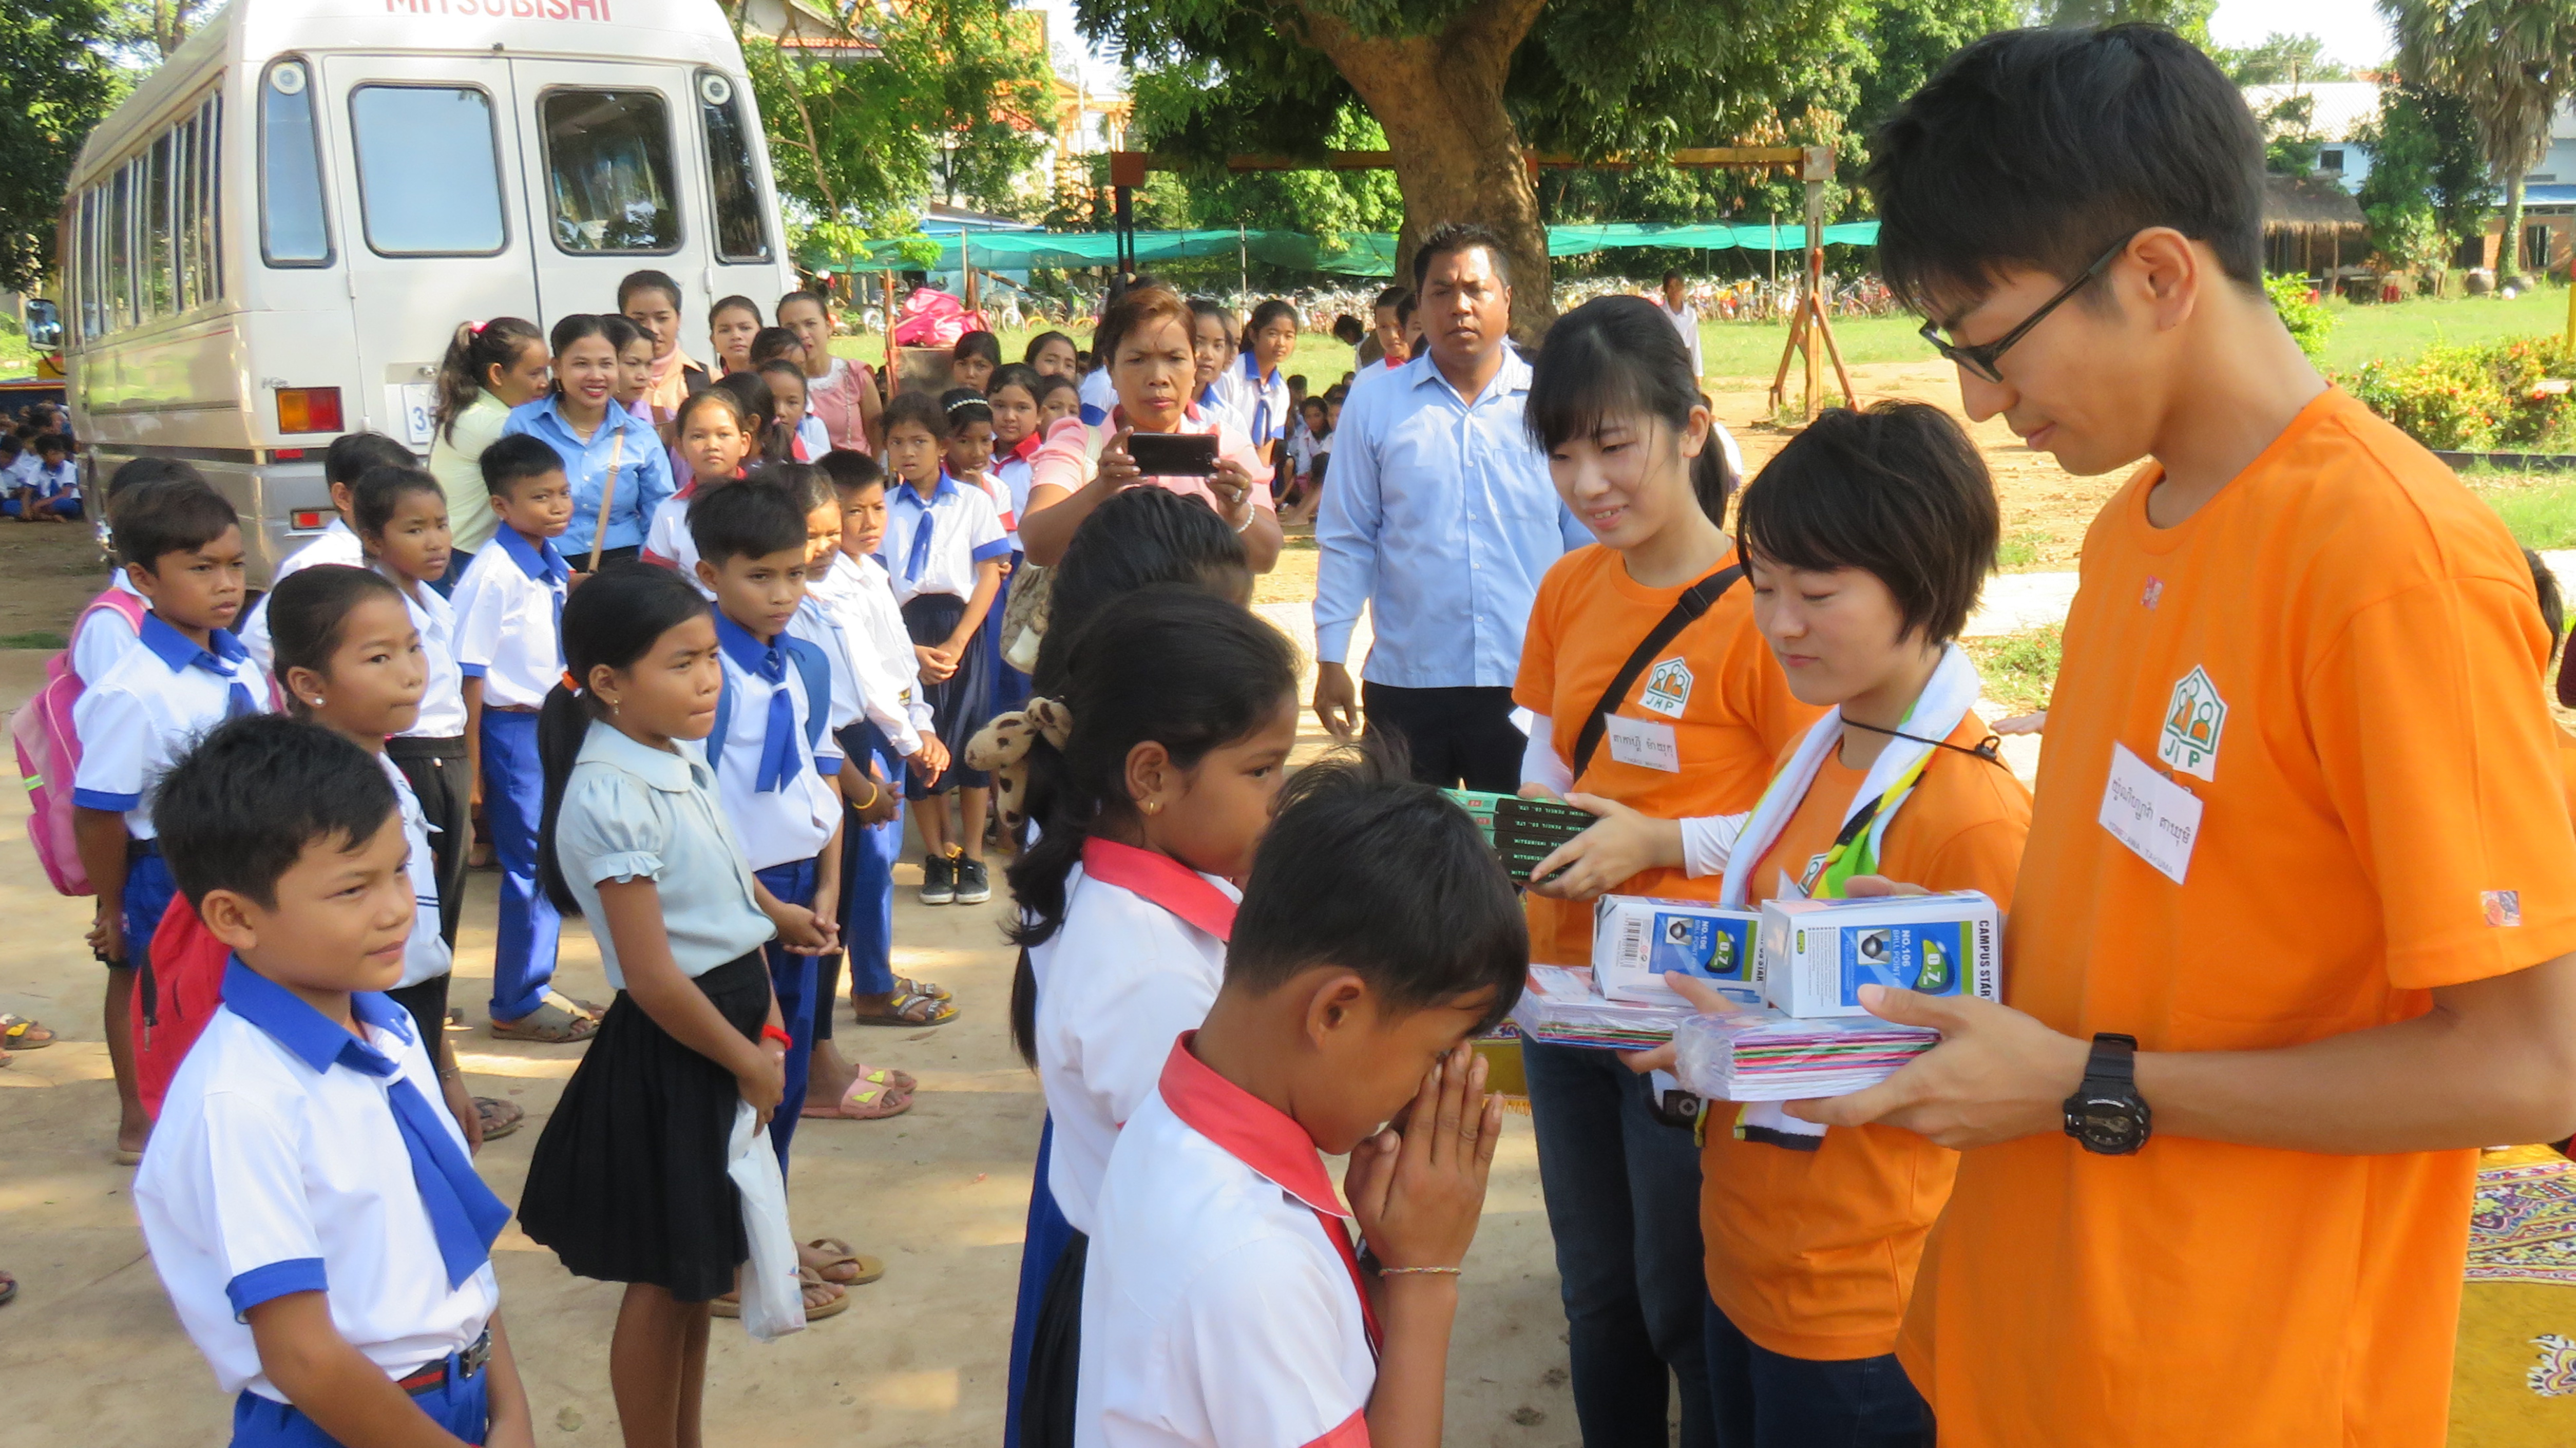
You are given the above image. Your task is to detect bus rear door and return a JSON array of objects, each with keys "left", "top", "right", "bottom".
[{"left": 510, "top": 60, "right": 695, "bottom": 331}]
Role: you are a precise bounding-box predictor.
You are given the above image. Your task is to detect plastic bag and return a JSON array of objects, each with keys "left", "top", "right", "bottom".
[{"left": 726, "top": 1102, "right": 807, "bottom": 1341}]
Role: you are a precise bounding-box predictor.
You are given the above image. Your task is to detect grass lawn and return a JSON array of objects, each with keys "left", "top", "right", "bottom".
[
  {"left": 827, "top": 279, "right": 2576, "bottom": 394},
  {"left": 2468, "top": 468, "right": 2576, "bottom": 550},
  {"left": 1963, "top": 624, "right": 2063, "bottom": 715}
]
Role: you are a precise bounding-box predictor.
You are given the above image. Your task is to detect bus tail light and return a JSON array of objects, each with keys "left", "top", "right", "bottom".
[
  {"left": 275, "top": 387, "right": 342, "bottom": 434},
  {"left": 290, "top": 509, "right": 330, "bottom": 532}
]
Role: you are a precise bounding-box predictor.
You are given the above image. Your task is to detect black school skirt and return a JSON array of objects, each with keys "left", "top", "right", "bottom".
[
  {"left": 517, "top": 950, "right": 768, "bottom": 1301},
  {"left": 902, "top": 591, "right": 993, "bottom": 797},
  {"left": 1020, "top": 1230, "right": 1086, "bottom": 1448}
]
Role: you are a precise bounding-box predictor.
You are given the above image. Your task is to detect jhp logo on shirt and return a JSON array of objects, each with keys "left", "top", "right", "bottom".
[
  {"left": 2158, "top": 665, "right": 2227, "bottom": 780},
  {"left": 1639, "top": 657, "right": 1693, "bottom": 719}
]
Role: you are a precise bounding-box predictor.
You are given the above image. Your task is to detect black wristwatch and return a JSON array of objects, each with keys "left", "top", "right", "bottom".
[{"left": 2062, "top": 1033, "right": 2151, "bottom": 1155}]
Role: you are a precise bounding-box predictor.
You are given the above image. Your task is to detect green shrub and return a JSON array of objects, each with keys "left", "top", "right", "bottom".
[
  {"left": 2337, "top": 333, "right": 2576, "bottom": 452},
  {"left": 2266, "top": 273, "right": 2336, "bottom": 364}
]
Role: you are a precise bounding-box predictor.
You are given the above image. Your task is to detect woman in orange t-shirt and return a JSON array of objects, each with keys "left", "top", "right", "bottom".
[
  {"left": 1607, "top": 403, "right": 2027, "bottom": 1446},
  {"left": 1510, "top": 296, "right": 1811, "bottom": 1448}
]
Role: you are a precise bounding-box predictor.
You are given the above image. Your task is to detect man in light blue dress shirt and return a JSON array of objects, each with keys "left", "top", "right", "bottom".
[{"left": 1311, "top": 222, "right": 1590, "bottom": 791}]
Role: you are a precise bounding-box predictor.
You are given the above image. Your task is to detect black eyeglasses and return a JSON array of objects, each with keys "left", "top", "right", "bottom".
[{"left": 1917, "top": 239, "right": 2128, "bottom": 384}]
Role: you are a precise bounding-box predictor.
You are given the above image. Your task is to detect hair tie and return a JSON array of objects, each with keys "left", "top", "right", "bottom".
[
  {"left": 470, "top": 319, "right": 488, "bottom": 336},
  {"left": 965, "top": 697, "right": 1072, "bottom": 831},
  {"left": 561, "top": 669, "right": 581, "bottom": 695}
]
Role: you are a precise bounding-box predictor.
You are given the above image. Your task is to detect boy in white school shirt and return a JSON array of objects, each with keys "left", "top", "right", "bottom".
[
  {"left": 810, "top": 451, "right": 957, "bottom": 1050},
  {"left": 136, "top": 715, "right": 533, "bottom": 1448},
  {"left": 688, "top": 480, "right": 847, "bottom": 1180},
  {"left": 72, "top": 484, "right": 269, "bottom": 1166},
  {"left": 449, "top": 435, "right": 582, "bottom": 1044},
  {"left": 241, "top": 433, "right": 416, "bottom": 676},
  {"left": 1077, "top": 751, "right": 1524, "bottom": 1448}
]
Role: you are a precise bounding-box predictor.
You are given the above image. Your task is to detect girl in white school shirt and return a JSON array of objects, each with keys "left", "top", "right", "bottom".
[
  {"left": 983, "top": 584, "right": 1301, "bottom": 1448},
  {"left": 263, "top": 564, "right": 485, "bottom": 1147},
  {"left": 520, "top": 567, "right": 835, "bottom": 1448}
]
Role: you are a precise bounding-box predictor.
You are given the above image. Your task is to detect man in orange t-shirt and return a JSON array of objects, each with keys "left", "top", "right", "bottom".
[{"left": 1802, "top": 27, "right": 2576, "bottom": 1448}]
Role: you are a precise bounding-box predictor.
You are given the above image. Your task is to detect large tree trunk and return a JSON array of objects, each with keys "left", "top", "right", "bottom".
[
  {"left": 1288, "top": 0, "right": 1556, "bottom": 338},
  {"left": 2498, "top": 168, "right": 2527, "bottom": 283}
]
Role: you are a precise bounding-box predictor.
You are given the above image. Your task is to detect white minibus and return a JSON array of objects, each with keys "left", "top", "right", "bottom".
[{"left": 58, "top": 0, "right": 797, "bottom": 576}]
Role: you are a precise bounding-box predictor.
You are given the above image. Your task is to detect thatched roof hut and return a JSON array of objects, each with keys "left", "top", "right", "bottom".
[{"left": 2262, "top": 174, "right": 2370, "bottom": 277}]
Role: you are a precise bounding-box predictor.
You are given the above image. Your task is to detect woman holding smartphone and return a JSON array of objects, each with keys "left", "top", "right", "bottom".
[{"left": 1018, "top": 282, "right": 1281, "bottom": 573}]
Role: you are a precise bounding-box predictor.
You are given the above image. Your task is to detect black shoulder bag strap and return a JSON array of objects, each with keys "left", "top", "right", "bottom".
[{"left": 1568, "top": 563, "right": 1745, "bottom": 782}]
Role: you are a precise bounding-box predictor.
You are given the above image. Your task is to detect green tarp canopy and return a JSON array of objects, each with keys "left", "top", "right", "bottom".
[{"left": 817, "top": 221, "right": 1878, "bottom": 278}]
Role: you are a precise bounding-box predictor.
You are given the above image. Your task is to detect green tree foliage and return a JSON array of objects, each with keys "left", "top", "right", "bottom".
[
  {"left": 1128, "top": 66, "right": 1404, "bottom": 235},
  {"left": 2354, "top": 83, "right": 2489, "bottom": 270},
  {"left": 2214, "top": 30, "right": 2355, "bottom": 83},
  {"left": 1078, "top": 0, "right": 2013, "bottom": 326},
  {"left": 2381, "top": 0, "right": 2576, "bottom": 281},
  {"left": 2039, "top": 0, "right": 2213, "bottom": 47},
  {"left": 1, "top": 0, "right": 125, "bottom": 293},
  {"left": 738, "top": 0, "right": 1056, "bottom": 250}
]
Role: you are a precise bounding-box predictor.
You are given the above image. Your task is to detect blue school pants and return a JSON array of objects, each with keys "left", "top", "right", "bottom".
[
  {"left": 1005, "top": 1115, "right": 1078, "bottom": 1448},
  {"left": 231, "top": 1357, "right": 489, "bottom": 1445},
  {"left": 4, "top": 494, "right": 81, "bottom": 519},
  {"left": 833, "top": 723, "right": 903, "bottom": 1002},
  {"left": 120, "top": 849, "right": 178, "bottom": 972},
  {"left": 478, "top": 710, "right": 560, "bottom": 1023},
  {"left": 986, "top": 554, "right": 1031, "bottom": 716},
  {"left": 755, "top": 856, "right": 819, "bottom": 1176}
]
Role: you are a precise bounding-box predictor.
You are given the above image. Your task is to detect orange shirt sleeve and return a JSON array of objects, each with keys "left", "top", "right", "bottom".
[
  {"left": 2305, "top": 574, "right": 2576, "bottom": 989},
  {"left": 1513, "top": 562, "right": 1564, "bottom": 721}
]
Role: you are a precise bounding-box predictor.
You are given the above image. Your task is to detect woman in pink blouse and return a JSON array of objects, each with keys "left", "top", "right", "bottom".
[
  {"left": 1018, "top": 282, "right": 1282, "bottom": 573},
  {"left": 780, "top": 288, "right": 882, "bottom": 456}
]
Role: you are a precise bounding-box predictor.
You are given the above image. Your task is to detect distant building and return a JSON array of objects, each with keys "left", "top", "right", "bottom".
[{"left": 2241, "top": 81, "right": 2385, "bottom": 192}]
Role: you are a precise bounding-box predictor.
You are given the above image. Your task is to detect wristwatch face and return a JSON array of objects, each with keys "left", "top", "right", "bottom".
[{"left": 2072, "top": 1093, "right": 2147, "bottom": 1154}]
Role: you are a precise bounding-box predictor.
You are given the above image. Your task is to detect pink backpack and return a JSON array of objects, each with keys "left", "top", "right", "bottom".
[{"left": 14, "top": 589, "right": 148, "bottom": 895}]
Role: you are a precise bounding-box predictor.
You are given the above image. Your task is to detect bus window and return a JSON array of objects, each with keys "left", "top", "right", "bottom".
[
  {"left": 108, "top": 165, "right": 132, "bottom": 331},
  {"left": 350, "top": 85, "right": 506, "bottom": 256},
  {"left": 541, "top": 89, "right": 678, "bottom": 255},
  {"left": 76, "top": 189, "right": 100, "bottom": 341},
  {"left": 260, "top": 58, "right": 332, "bottom": 266},
  {"left": 145, "top": 131, "right": 175, "bottom": 319},
  {"left": 201, "top": 94, "right": 225, "bottom": 301},
  {"left": 695, "top": 71, "right": 769, "bottom": 263}
]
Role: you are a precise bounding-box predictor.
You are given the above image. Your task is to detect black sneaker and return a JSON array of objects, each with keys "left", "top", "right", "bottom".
[
  {"left": 953, "top": 855, "right": 993, "bottom": 906},
  {"left": 920, "top": 850, "right": 956, "bottom": 906}
]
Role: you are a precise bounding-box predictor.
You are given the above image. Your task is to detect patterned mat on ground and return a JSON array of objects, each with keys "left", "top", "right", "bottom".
[{"left": 2453, "top": 1147, "right": 2576, "bottom": 1447}]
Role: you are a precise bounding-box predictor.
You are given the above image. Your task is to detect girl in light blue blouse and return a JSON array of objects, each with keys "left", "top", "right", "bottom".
[
  {"left": 501, "top": 314, "right": 676, "bottom": 570},
  {"left": 516, "top": 565, "right": 846, "bottom": 1448}
]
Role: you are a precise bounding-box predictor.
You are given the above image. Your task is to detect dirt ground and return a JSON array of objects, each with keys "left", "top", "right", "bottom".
[{"left": 0, "top": 363, "right": 2083, "bottom": 1448}]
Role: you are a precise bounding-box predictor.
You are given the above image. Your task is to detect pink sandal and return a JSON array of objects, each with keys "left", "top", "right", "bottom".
[{"left": 801, "top": 1073, "right": 913, "bottom": 1120}]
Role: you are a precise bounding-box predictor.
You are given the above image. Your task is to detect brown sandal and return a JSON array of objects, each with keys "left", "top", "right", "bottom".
[
  {"left": 488, "top": 999, "right": 598, "bottom": 1043},
  {"left": 852, "top": 989, "right": 957, "bottom": 1028},
  {"left": 474, "top": 1098, "right": 524, "bottom": 1141}
]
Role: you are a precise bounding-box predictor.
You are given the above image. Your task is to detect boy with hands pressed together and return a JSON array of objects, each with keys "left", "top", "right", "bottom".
[
  {"left": 1077, "top": 749, "right": 1522, "bottom": 1448},
  {"left": 136, "top": 716, "right": 532, "bottom": 1448}
]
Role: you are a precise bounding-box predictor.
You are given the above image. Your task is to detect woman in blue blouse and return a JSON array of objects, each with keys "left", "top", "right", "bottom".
[{"left": 503, "top": 314, "right": 675, "bottom": 570}]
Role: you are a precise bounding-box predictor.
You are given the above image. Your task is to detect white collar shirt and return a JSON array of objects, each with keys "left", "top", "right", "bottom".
[
  {"left": 240, "top": 519, "right": 365, "bottom": 677},
  {"left": 1077, "top": 1035, "right": 1378, "bottom": 1448},
  {"left": 381, "top": 572, "right": 467, "bottom": 738},
  {"left": 1213, "top": 353, "right": 1293, "bottom": 449},
  {"left": 30, "top": 458, "right": 79, "bottom": 498},
  {"left": 134, "top": 973, "right": 498, "bottom": 1402},
  {"left": 379, "top": 755, "right": 453, "bottom": 988},
  {"left": 787, "top": 595, "right": 864, "bottom": 737},
  {"left": 448, "top": 529, "right": 568, "bottom": 710},
  {"left": 711, "top": 613, "right": 845, "bottom": 872},
  {"left": 878, "top": 473, "right": 1009, "bottom": 607},
  {"left": 1078, "top": 368, "right": 1118, "bottom": 428},
  {"left": 555, "top": 723, "right": 773, "bottom": 985},
  {"left": 71, "top": 615, "right": 270, "bottom": 837},
  {"left": 3, "top": 452, "right": 35, "bottom": 485},
  {"left": 807, "top": 552, "right": 928, "bottom": 753},
  {"left": 644, "top": 496, "right": 715, "bottom": 600},
  {"left": 1651, "top": 296, "right": 1704, "bottom": 377},
  {"left": 1029, "top": 845, "right": 1238, "bottom": 1235},
  {"left": 69, "top": 585, "right": 147, "bottom": 686}
]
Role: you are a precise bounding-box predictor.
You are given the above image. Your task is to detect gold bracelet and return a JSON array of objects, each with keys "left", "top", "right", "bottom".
[
  {"left": 850, "top": 778, "right": 880, "bottom": 810},
  {"left": 1377, "top": 1265, "right": 1461, "bottom": 1277}
]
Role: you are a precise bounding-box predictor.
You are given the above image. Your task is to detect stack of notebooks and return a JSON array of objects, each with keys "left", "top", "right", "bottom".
[
  {"left": 1508, "top": 966, "right": 1693, "bottom": 1050},
  {"left": 1672, "top": 1008, "right": 1942, "bottom": 1101}
]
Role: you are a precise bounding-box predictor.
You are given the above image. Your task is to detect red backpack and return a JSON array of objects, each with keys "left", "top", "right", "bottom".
[
  {"left": 136, "top": 891, "right": 228, "bottom": 1119},
  {"left": 13, "top": 589, "right": 148, "bottom": 894}
]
